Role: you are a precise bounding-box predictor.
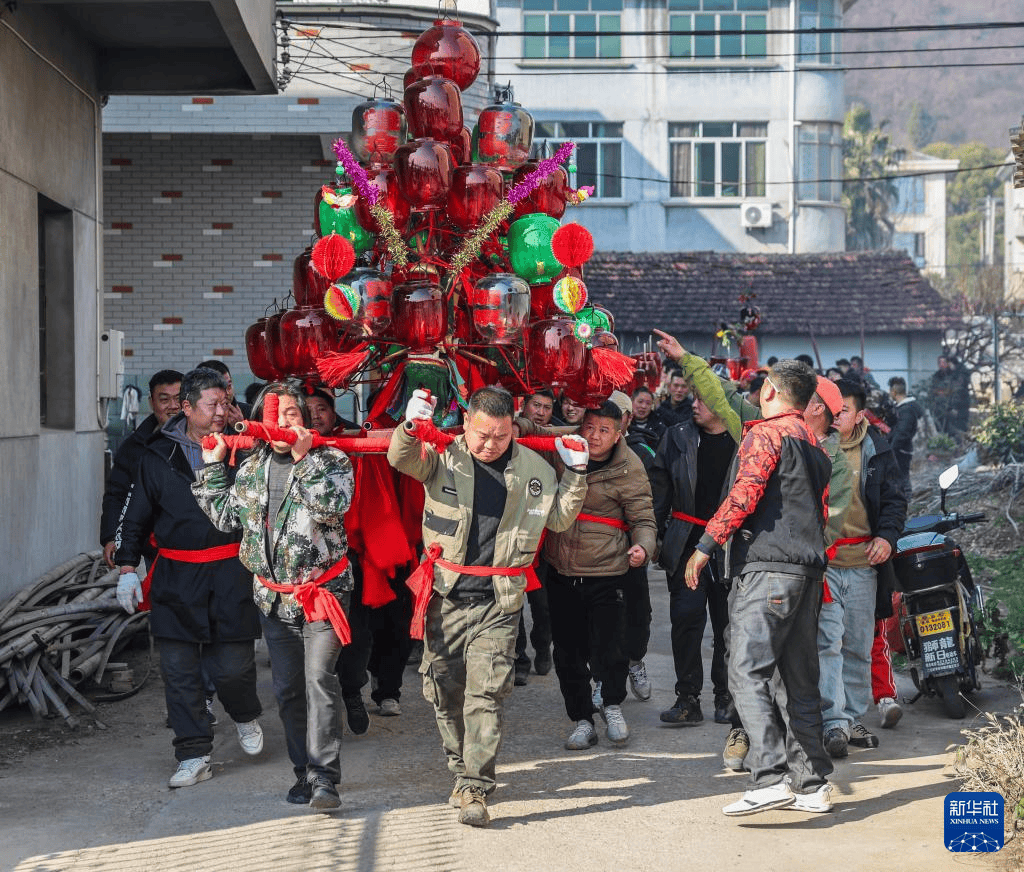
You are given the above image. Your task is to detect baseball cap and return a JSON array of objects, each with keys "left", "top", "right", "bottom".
[
  {"left": 608, "top": 390, "right": 632, "bottom": 416},
  {"left": 815, "top": 376, "right": 844, "bottom": 416}
]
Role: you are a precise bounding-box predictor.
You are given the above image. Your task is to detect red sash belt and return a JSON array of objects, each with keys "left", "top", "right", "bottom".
[
  {"left": 671, "top": 511, "right": 707, "bottom": 526},
  {"left": 576, "top": 512, "right": 629, "bottom": 532},
  {"left": 406, "top": 543, "right": 531, "bottom": 640},
  {"left": 823, "top": 535, "right": 873, "bottom": 603},
  {"left": 140, "top": 541, "right": 241, "bottom": 612},
  {"left": 257, "top": 555, "right": 352, "bottom": 645}
]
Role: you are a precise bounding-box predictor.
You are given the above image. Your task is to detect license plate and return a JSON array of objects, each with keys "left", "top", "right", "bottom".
[{"left": 917, "top": 609, "right": 953, "bottom": 636}]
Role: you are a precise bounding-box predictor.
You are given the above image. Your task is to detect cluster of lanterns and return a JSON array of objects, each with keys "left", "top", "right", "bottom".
[{"left": 244, "top": 12, "right": 659, "bottom": 407}]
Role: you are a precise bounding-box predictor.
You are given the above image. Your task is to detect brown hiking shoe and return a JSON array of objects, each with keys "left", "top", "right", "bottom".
[{"left": 458, "top": 786, "right": 490, "bottom": 827}]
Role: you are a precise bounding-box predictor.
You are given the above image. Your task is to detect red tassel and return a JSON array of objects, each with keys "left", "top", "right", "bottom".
[
  {"left": 551, "top": 223, "right": 594, "bottom": 269},
  {"left": 311, "top": 233, "right": 356, "bottom": 282},
  {"left": 316, "top": 343, "right": 371, "bottom": 387},
  {"left": 590, "top": 345, "right": 638, "bottom": 389}
]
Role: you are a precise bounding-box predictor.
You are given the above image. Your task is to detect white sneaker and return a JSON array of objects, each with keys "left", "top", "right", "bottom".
[
  {"left": 723, "top": 781, "right": 795, "bottom": 816},
  {"left": 790, "top": 783, "right": 834, "bottom": 813},
  {"left": 628, "top": 661, "right": 652, "bottom": 701},
  {"left": 169, "top": 756, "right": 212, "bottom": 788},
  {"left": 878, "top": 697, "right": 903, "bottom": 729},
  {"left": 565, "top": 720, "right": 598, "bottom": 750},
  {"left": 591, "top": 681, "right": 603, "bottom": 711},
  {"left": 378, "top": 698, "right": 401, "bottom": 717},
  {"left": 603, "top": 704, "right": 630, "bottom": 745},
  {"left": 236, "top": 719, "right": 263, "bottom": 755}
]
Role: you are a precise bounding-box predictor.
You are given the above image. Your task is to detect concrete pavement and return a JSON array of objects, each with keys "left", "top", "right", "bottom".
[{"left": 0, "top": 569, "right": 1014, "bottom": 872}]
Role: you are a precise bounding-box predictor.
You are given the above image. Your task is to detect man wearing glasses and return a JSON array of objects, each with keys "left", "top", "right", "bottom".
[{"left": 113, "top": 367, "right": 263, "bottom": 790}]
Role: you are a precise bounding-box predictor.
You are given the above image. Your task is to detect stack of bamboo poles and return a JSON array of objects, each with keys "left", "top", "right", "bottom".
[{"left": 0, "top": 551, "right": 149, "bottom": 728}]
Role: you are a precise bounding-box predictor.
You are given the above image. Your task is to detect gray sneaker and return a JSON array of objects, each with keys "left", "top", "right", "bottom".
[
  {"left": 377, "top": 698, "right": 401, "bottom": 717},
  {"left": 723, "top": 727, "right": 749, "bottom": 771},
  {"left": 168, "top": 755, "right": 212, "bottom": 788},
  {"left": 628, "top": 661, "right": 652, "bottom": 701},
  {"left": 236, "top": 719, "right": 263, "bottom": 756},
  {"left": 565, "top": 720, "right": 598, "bottom": 750},
  {"left": 603, "top": 704, "right": 630, "bottom": 745}
]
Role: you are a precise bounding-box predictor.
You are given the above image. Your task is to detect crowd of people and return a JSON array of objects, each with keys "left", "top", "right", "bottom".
[{"left": 101, "top": 336, "right": 928, "bottom": 826}]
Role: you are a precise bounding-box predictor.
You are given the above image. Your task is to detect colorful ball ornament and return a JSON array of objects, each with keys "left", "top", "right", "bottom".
[
  {"left": 551, "top": 222, "right": 595, "bottom": 268},
  {"left": 324, "top": 283, "right": 362, "bottom": 322},
  {"left": 552, "top": 275, "right": 588, "bottom": 315},
  {"left": 572, "top": 320, "right": 594, "bottom": 343}
]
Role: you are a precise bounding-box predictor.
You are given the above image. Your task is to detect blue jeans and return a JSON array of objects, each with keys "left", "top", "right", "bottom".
[
  {"left": 259, "top": 609, "right": 344, "bottom": 783},
  {"left": 728, "top": 570, "right": 832, "bottom": 791},
  {"left": 819, "top": 564, "right": 877, "bottom": 736}
]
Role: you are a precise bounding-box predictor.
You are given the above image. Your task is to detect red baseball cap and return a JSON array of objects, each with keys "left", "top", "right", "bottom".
[{"left": 815, "top": 376, "right": 844, "bottom": 416}]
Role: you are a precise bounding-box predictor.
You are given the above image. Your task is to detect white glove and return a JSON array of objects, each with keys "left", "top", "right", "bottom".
[
  {"left": 116, "top": 571, "right": 143, "bottom": 614},
  {"left": 555, "top": 435, "right": 589, "bottom": 470},
  {"left": 404, "top": 388, "right": 437, "bottom": 423}
]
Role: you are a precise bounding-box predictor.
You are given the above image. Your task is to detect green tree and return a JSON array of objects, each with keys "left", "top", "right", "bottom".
[
  {"left": 906, "top": 101, "right": 936, "bottom": 150},
  {"left": 842, "top": 104, "right": 904, "bottom": 250}
]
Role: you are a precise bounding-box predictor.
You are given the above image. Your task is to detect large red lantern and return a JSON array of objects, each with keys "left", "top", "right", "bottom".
[
  {"left": 512, "top": 162, "right": 569, "bottom": 220},
  {"left": 404, "top": 76, "right": 463, "bottom": 141},
  {"left": 393, "top": 281, "right": 447, "bottom": 352},
  {"left": 470, "top": 273, "right": 530, "bottom": 344},
  {"left": 447, "top": 164, "right": 504, "bottom": 230},
  {"left": 472, "top": 89, "right": 534, "bottom": 172},
  {"left": 245, "top": 318, "right": 280, "bottom": 381},
  {"left": 264, "top": 310, "right": 289, "bottom": 376},
  {"left": 527, "top": 318, "right": 586, "bottom": 388},
  {"left": 350, "top": 97, "right": 407, "bottom": 167},
  {"left": 394, "top": 139, "right": 454, "bottom": 211},
  {"left": 292, "top": 247, "right": 331, "bottom": 308},
  {"left": 529, "top": 280, "right": 560, "bottom": 321},
  {"left": 278, "top": 306, "right": 344, "bottom": 377},
  {"left": 343, "top": 268, "right": 393, "bottom": 338},
  {"left": 630, "top": 351, "right": 662, "bottom": 393},
  {"left": 449, "top": 125, "right": 473, "bottom": 165},
  {"left": 353, "top": 166, "right": 411, "bottom": 234},
  {"left": 562, "top": 348, "right": 612, "bottom": 408},
  {"left": 411, "top": 19, "right": 481, "bottom": 91}
]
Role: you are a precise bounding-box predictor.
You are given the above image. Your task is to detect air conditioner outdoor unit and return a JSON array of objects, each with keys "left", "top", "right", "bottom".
[{"left": 741, "top": 202, "right": 773, "bottom": 229}]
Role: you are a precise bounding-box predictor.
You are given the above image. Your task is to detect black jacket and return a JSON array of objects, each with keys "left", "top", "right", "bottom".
[
  {"left": 650, "top": 419, "right": 735, "bottom": 577},
  {"left": 114, "top": 415, "right": 260, "bottom": 643},
  {"left": 627, "top": 415, "right": 666, "bottom": 452},
  {"left": 657, "top": 397, "right": 693, "bottom": 428},
  {"left": 100, "top": 414, "right": 160, "bottom": 546},
  {"left": 625, "top": 430, "right": 657, "bottom": 475},
  {"left": 887, "top": 398, "right": 924, "bottom": 474}
]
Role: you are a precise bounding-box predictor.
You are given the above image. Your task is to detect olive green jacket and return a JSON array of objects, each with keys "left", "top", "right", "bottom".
[
  {"left": 387, "top": 423, "right": 587, "bottom": 613},
  {"left": 677, "top": 351, "right": 851, "bottom": 547}
]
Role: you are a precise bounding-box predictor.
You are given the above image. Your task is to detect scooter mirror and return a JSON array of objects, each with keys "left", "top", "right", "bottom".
[{"left": 938, "top": 465, "right": 959, "bottom": 492}]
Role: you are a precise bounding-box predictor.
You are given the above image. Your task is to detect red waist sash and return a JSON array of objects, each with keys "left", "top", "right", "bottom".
[
  {"left": 823, "top": 535, "right": 873, "bottom": 603},
  {"left": 671, "top": 511, "right": 707, "bottom": 526},
  {"left": 140, "top": 541, "right": 241, "bottom": 612},
  {"left": 576, "top": 512, "right": 629, "bottom": 532},
  {"left": 257, "top": 555, "right": 352, "bottom": 645}
]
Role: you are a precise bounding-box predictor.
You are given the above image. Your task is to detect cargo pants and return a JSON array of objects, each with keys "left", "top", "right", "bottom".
[{"left": 419, "top": 592, "right": 519, "bottom": 794}]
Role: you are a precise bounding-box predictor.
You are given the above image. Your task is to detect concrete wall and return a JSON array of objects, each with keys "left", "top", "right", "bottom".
[{"left": 0, "top": 11, "right": 106, "bottom": 598}]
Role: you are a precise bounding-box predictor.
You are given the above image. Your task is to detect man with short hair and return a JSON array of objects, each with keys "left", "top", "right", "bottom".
[
  {"left": 685, "top": 360, "right": 834, "bottom": 816},
  {"left": 887, "top": 376, "right": 923, "bottom": 501},
  {"left": 849, "top": 355, "right": 880, "bottom": 391},
  {"left": 101, "top": 369, "right": 182, "bottom": 567},
  {"left": 559, "top": 394, "right": 587, "bottom": 426},
  {"left": 195, "top": 381, "right": 355, "bottom": 810},
  {"left": 388, "top": 386, "right": 588, "bottom": 827},
  {"left": 114, "top": 367, "right": 263, "bottom": 789},
  {"left": 628, "top": 386, "right": 666, "bottom": 452},
  {"left": 818, "top": 379, "right": 906, "bottom": 759},
  {"left": 523, "top": 388, "right": 561, "bottom": 427},
  {"left": 197, "top": 359, "right": 248, "bottom": 424},
  {"left": 658, "top": 369, "right": 693, "bottom": 427}
]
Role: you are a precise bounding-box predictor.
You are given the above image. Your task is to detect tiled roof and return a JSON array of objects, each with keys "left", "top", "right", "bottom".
[{"left": 585, "top": 250, "right": 957, "bottom": 336}]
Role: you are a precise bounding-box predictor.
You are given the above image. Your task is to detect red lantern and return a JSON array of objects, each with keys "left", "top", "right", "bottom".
[
  {"left": 449, "top": 125, "right": 473, "bottom": 165},
  {"left": 403, "top": 67, "right": 420, "bottom": 91},
  {"left": 411, "top": 19, "right": 481, "bottom": 91},
  {"left": 394, "top": 139, "right": 454, "bottom": 211},
  {"left": 470, "top": 273, "right": 530, "bottom": 344},
  {"left": 404, "top": 76, "right": 463, "bottom": 142},
  {"left": 529, "top": 280, "right": 560, "bottom": 321},
  {"left": 393, "top": 281, "right": 447, "bottom": 352},
  {"left": 527, "top": 318, "right": 586, "bottom": 388},
  {"left": 562, "top": 349, "right": 611, "bottom": 408},
  {"left": 344, "top": 268, "right": 393, "bottom": 338},
  {"left": 353, "top": 166, "right": 411, "bottom": 234},
  {"left": 292, "top": 248, "right": 331, "bottom": 308},
  {"left": 350, "top": 98, "right": 407, "bottom": 167},
  {"left": 245, "top": 318, "right": 280, "bottom": 381},
  {"left": 472, "top": 94, "right": 534, "bottom": 172},
  {"left": 630, "top": 351, "right": 662, "bottom": 393},
  {"left": 449, "top": 297, "right": 473, "bottom": 344},
  {"left": 264, "top": 310, "right": 289, "bottom": 376},
  {"left": 593, "top": 329, "right": 619, "bottom": 349},
  {"left": 512, "top": 162, "right": 569, "bottom": 220},
  {"left": 278, "top": 306, "right": 344, "bottom": 378},
  {"left": 447, "top": 164, "right": 504, "bottom": 230}
]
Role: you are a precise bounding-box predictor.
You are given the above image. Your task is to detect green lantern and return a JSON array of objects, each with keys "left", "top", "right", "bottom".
[
  {"left": 575, "top": 305, "right": 611, "bottom": 335},
  {"left": 317, "top": 185, "right": 375, "bottom": 254},
  {"left": 506, "top": 213, "right": 562, "bottom": 285}
]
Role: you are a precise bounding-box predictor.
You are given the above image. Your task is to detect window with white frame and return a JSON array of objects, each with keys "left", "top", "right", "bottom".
[
  {"left": 798, "top": 0, "right": 840, "bottom": 64},
  {"left": 536, "top": 121, "right": 623, "bottom": 198},
  {"left": 668, "top": 0, "right": 768, "bottom": 60},
  {"left": 523, "top": 0, "right": 622, "bottom": 60},
  {"left": 797, "top": 122, "right": 842, "bottom": 202},
  {"left": 668, "top": 122, "right": 767, "bottom": 198}
]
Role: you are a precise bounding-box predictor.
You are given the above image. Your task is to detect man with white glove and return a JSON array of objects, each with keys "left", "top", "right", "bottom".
[
  {"left": 116, "top": 571, "right": 144, "bottom": 614},
  {"left": 404, "top": 388, "right": 437, "bottom": 423},
  {"left": 388, "top": 386, "right": 587, "bottom": 828}
]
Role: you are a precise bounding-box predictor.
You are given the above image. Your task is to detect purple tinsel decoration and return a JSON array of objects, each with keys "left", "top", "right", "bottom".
[
  {"left": 332, "top": 137, "right": 380, "bottom": 206},
  {"left": 506, "top": 142, "right": 576, "bottom": 205}
]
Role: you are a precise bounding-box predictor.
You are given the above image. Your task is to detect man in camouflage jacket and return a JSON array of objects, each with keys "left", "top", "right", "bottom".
[{"left": 194, "top": 382, "right": 354, "bottom": 811}]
